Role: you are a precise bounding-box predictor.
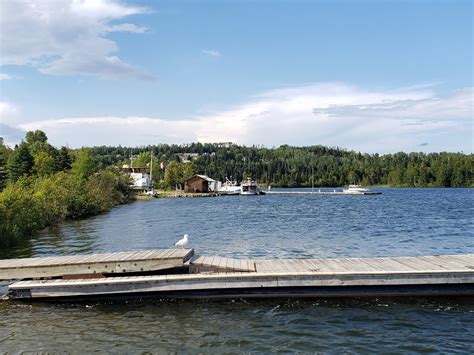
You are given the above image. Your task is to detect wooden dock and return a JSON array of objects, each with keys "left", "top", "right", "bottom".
[
  {"left": 0, "top": 249, "right": 194, "bottom": 281},
  {"left": 1, "top": 251, "right": 473, "bottom": 300}
]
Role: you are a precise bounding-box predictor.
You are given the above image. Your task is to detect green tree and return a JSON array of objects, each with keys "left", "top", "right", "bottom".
[
  {"left": 25, "top": 130, "right": 48, "bottom": 145},
  {"left": 0, "top": 145, "right": 11, "bottom": 190},
  {"left": 417, "top": 162, "right": 429, "bottom": 187},
  {"left": 34, "top": 151, "right": 55, "bottom": 176},
  {"left": 88, "top": 168, "right": 133, "bottom": 211},
  {"left": 7, "top": 143, "right": 34, "bottom": 182},
  {"left": 131, "top": 151, "right": 161, "bottom": 184},
  {"left": 71, "top": 148, "right": 96, "bottom": 180},
  {"left": 164, "top": 161, "right": 183, "bottom": 189},
  {"left": 405, "top": 164, "right": 417, "bottom": 187},
  {"left": 56, "top": 146, "right": 72, "bottom": 171},
  {"left": 182, "top": 162, "right": 196, "bottom": 181}
]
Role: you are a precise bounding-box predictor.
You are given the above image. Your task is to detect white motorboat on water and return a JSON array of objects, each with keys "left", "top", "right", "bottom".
[
  {"left": 342, "top": 184, "right": 369, "bottom": 194},
  {"left": 219, "top": 178, "right": 241, "bottom": 195},
  {"left": 240, "top": 178, "right": 262, "bottom": 195}
]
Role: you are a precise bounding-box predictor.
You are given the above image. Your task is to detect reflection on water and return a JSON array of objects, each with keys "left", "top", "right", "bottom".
[
  {"left": 0, "top": 220, "right": 100, "bottom": 259},
  {"left": 1, "top": 188, "right": 473, "bottom": 352}
]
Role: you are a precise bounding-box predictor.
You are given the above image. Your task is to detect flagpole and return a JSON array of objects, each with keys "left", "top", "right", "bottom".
[{"left": 150, "top": 151, "right": 153, "bottom": 191}]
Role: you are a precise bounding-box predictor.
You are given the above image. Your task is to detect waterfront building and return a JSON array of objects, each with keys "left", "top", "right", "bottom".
[
  {"left": 122, "top": 165, "right": 152, "bottom": 192},
  {"left": 183, "top": 174, "right": 221, "bottom": 193}
]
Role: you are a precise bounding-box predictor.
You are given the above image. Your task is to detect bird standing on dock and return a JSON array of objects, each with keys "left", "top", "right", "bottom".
[{"left": 175, "top": 234, "right": 189, "bottom": 248}]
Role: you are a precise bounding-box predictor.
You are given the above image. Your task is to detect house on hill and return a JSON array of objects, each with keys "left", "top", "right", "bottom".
[
  {"left": 183, "top": 175, "right": 221, "bottom": 193},
  {"left": 177, "top": 153, "right": 199, "bottom": 163}
]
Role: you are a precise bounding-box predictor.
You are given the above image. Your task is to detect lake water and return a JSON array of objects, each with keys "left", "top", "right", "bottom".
[{"left": 1, "top": 188, "right": 473, "bottom": 352}]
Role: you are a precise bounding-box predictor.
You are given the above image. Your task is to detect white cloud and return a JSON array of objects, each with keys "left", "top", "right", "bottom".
[
  {"left": 0, "top": 101, "right": 21, "bottom": 124},
  {"left": 202, "top": 49, "right": 221, "bottom": 57},
  {"left": 0, "top": 73, "right": 12, "bottom": 80},
  {"left": 18, "top": 116, "right": 195, "bottom": 147},
  {"left": 12, "top": 83, "right": 474, "bottom": 152},
  {"left": 0, "top": 101, "right": 24, "bottom": 146},
  {"left": 0, "top": 0, "right": 156, "bottom": 80},
  {"left": 104, "top": 23, "right": 149, "bottom": 33},
  {"left": 318, "top": 87, "right": 473, "bottom": 121}
]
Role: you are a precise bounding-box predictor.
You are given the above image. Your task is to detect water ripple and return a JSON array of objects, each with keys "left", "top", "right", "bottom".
[{"left": 1, "top": 188, "right": 473, "bottom": 352}]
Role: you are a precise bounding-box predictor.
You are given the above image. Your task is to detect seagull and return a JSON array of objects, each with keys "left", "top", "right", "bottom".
[{"left": 174, "top": 234, "right": 189, "bottom": 249}]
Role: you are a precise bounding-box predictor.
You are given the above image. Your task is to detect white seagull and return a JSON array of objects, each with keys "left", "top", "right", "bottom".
[{"left": 174, "top": 234, "right": 189, "bottom": 249}]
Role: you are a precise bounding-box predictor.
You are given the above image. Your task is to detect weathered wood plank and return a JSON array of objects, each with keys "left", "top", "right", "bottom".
[
  {"left": 4, "top": 253, "right": 474, "bottom": 300},
  {"left": 211, "top": 256, "right": 222, "bottom": 268},
  {"left": 8, "top": 265, "right": 474, "bottom": 300},
  {"left": 426, "top": 255, "right": 470, "bottom": 269},
  {"left": 191, "top": 256, "right": 205, "bottom": 267},
  {"left": 0, "top": 249, "right": 194, "bottom": 281}
]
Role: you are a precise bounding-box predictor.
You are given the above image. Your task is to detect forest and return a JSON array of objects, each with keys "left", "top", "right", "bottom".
[{"left": 87, "top": 143, "right": 473, "bottom": 188}]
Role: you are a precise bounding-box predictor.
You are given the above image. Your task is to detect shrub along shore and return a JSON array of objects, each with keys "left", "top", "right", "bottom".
[{"left": 0, "top": 131, "right": 133, "bottom": 247}]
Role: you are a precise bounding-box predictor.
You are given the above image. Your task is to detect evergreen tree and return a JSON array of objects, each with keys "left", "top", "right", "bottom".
[
  {"left": 7, "top": 143, "right": 34, "bottom": 182},
  {"left": 0, "top": 145, "right": 9, "bottom": 190},
  {"left": 57, "top": 146, "right": 72, "bottom": 171}
]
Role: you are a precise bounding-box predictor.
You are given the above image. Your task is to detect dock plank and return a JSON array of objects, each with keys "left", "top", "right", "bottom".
[
  {"left": 211, "top": 256, "right": 222, "bottom": 269},
  {"left": 201, "top": 256, "right": 215, "bottom": 268},
  {"left": 0, "top": 249, "right": 194, "bottom": 281},
  {"left": 427, "top": 255, "right": 470, "bottom": 269}
]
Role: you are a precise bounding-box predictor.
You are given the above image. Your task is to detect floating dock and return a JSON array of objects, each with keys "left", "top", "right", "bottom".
[
  {"left": 0, "top": 249, "right": 194, "bottom": 280},
  {"left": 1, "top": 250, "right": 473, "bottom": 300},
  {"left": 265, "top": 190, "right": 382, "bottom": 195}
]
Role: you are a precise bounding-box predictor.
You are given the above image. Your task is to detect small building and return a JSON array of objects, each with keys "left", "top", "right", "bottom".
[
  {"left": 177, "top": 153, "right": 200, "bottom": 163},
  {"left": 183, "top": 175, "right": 221, "bottom": 193},
  {"left": 122, "top": 165, "right": 152, "bottom": 192}
]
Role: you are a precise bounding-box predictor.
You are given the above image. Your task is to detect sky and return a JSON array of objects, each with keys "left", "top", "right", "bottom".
[{"left": 0, "top": 0, "right": 472, "bottom": 153}]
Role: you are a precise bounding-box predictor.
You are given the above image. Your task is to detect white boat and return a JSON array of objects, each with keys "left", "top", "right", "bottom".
[
  {"left": 342, "top": 184, "right": 369, "bottom": 194},
  {"left": 240, "top": 178, "right": 261, "bottom": 195},
  {"left": 219, "top": 178, "right": 241, "bottom": 195}
]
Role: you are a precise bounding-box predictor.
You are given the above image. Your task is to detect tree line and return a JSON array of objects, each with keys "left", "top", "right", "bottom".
[{"left": 87, "top": 143, "right": 473, "bottom": 188}]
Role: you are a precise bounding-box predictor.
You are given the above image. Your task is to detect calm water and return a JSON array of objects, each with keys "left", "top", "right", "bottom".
[{"left": 1, "top": 188, "right": 473, "bottom": 352}]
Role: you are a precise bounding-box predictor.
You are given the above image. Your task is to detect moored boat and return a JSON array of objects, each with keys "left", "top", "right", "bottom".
[
  {"left": 219, "top": 178, "right": 241, "bottom": 195},
  {"left": 342, "top": 184, "right": 381, "bottom": 195},
  {"left": 240, "top": 178, "right": 261, "bottom": 195}
]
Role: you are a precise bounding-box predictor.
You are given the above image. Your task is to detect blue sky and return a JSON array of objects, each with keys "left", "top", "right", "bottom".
[{"left": 0, "top": 0, "right": 472, "bottom": 152}]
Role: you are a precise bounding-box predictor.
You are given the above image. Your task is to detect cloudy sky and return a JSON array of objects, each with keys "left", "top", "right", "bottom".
[{"left": 0, "top": 0, "right": 472, "bottom": 153}]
